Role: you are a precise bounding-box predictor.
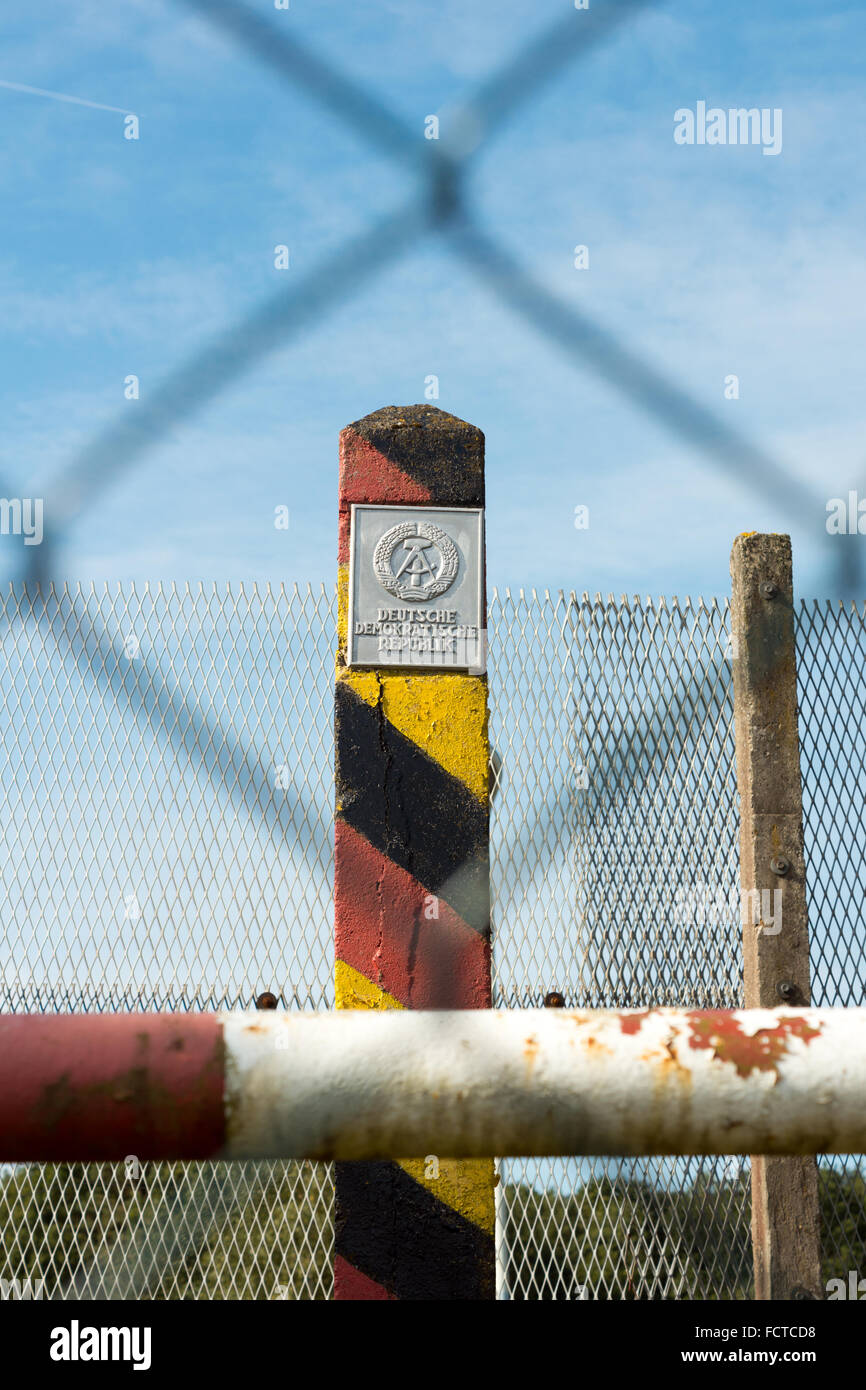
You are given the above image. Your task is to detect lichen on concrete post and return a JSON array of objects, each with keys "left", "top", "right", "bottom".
[{"left": 333, "top": 404, "right": 495, "bottom": 1300}]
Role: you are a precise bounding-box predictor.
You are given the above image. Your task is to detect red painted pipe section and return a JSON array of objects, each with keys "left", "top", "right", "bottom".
[{"left": 0, "top": 1014, "right": 225, "bottom": 1161}]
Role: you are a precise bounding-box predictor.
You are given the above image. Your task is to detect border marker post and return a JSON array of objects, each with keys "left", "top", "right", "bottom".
[{"left": 333, "top": 405, "right": 495, "bottom": 1300}]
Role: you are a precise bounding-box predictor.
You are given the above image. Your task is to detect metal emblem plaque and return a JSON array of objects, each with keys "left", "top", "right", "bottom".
[{"left": 347, "top": 504, "right": 485, "bottom": 670}]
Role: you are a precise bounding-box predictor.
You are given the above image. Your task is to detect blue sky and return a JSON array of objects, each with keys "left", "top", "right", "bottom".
[{"left": 1, "top": 0, "right": 864, "bottom": 598}]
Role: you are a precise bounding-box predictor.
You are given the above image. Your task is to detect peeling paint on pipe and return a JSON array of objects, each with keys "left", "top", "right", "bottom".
[{"left": 1, "top": 1008, "right": 864, "bottom": 1162}]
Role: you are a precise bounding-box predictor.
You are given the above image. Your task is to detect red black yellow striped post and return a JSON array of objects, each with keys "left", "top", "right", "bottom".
[{"left": 334, "top": 405, "right": 495, "bottom": 1300}]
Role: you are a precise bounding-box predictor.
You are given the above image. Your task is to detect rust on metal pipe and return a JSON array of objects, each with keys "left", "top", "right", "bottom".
[{"left": 1, "top": 1008, "right": 863, "bottom": 1163}]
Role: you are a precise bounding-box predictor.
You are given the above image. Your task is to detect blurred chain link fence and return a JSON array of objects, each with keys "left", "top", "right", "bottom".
[
  {"left": 1, "top": 582, "right": 864, "bottom": 1299},
  {"left": 27, "top": 0, "right": 841, "bottom": 594}
]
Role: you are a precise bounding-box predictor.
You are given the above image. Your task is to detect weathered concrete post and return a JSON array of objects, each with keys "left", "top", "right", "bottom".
[
  {"left": 333, "top": 405, "right": 495, "bottom": 1300},
  {"left": 729, "top": 532, "right": 822, "bottom": 1301}
]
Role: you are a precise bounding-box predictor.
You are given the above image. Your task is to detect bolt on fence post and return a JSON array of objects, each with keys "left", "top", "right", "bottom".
[
  {"left": 333, "top": 404, "right": 495, "bottom": 1300},
  {"left": 729, "top": 532, "right": 822, "bottom": 1301}
]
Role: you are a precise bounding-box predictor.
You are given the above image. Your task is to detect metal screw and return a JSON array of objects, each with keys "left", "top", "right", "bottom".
[
  {"left": 544, "top": 991, "right": 566, "bottom": 1008},
  {"left": 255, "top": 991, "right": 278, "bottom": 1010},
  {"left": 776, "top": 980, "right": 797, "bottom": 1002},
  {"left": 759, "top": 580, "right": 779, "bottom": 600},
  {"left": 770, "top": 855, "right": 791, "bottom": 877}
]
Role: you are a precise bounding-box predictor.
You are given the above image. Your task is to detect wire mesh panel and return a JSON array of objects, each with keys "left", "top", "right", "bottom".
[
  {"left": 797, "top": 601, "right": 866, "bottom": 1285},
  {"left": 0, "top": 1160, "right": 333, "bottom": 1301},
  {"left": 489, "top": 591, "right": 751, "bottom": 1300},
  {"left": 0, "top": 584, "right": 863, "bottom": 1298},
  {"left": 0, "top": 581, "right": 337, "bottom": 1300},
  {"left": 0, "top": 581, "right": 336, "bottom": 1013}
]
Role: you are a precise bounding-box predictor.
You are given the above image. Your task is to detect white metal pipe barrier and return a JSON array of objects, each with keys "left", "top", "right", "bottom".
[{"left": 1, "top": 1007, "right": 863, "bottom": 1161}]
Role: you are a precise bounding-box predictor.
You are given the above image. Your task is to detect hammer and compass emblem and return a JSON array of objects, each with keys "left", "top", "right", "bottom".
[{"left": 373, "top": 520, "right": 460, "bottom": 602}]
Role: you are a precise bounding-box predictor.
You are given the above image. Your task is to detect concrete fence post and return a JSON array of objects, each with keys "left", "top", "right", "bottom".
[
  {"left": 333, "top": 404, "right": 495, "bottom": 1300},
  {"left": 729, "top": 532, "right": 822, "bottom": 1301}
]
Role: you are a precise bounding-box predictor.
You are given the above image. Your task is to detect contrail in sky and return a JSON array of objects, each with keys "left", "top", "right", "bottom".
[{"left": 0, "top": 78, "right": 132, "bottom": 114}]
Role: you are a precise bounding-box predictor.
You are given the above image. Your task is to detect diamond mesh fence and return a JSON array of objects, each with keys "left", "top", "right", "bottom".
[
  {"left": 491, "top": 590, "right": 750, "bottom": 1300},
  {"left": 0, "top": 583, "right": 863, "bottom": 1299},
  {"left": 797, "top": 601, "right": 866, "bottom": 1284}
]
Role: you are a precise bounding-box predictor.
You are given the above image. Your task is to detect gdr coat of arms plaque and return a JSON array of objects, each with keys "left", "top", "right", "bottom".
[{"left": 347, "top": 504, "right": 485, "bottom": 670}]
